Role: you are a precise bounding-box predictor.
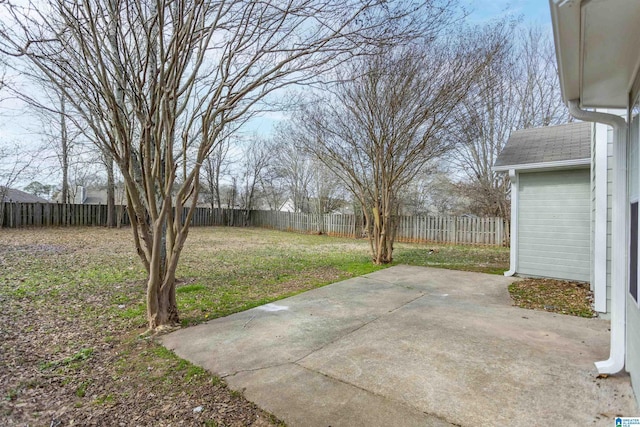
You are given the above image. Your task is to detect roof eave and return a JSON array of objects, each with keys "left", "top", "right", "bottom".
[
  {"left": 550, "top": 0, "right": 640, "bottom": 109},
  {"left": 549, "top": 0, "right": 573, "bottom": 105},
  {"left": 493, "top": 158, "right": 591, "bottom": 173}
]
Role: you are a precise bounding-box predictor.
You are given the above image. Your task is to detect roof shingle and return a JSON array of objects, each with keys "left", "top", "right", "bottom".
[
  {"left": 494, "top": 122, "right": 591, "bottom": 169},
  {"left": 0, "top": 186, "right": 50, "bottom": 203}
]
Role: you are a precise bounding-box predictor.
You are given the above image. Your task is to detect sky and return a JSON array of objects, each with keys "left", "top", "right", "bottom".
[
  {"left": 464, "top": 0, "right": 551, "bottom": 25},
  {"left": 248, "top": 0, "right": 554, "bottom": 136},
  {"left": 0, "top": 0, "right": 554, "bottom": 189}
]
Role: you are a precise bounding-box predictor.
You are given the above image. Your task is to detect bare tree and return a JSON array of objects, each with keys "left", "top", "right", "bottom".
[
  {"left": 259, "top": 165, "right": 288, "bottom": 211},
  {"left": 58, "top": 94, "right": 70, "bottom": 203},
  {"left": 0, "top": 0, "right": 447, "bottom": 330},
  {"left": 297, "top": 35, "right": 503, "bottom": 264},
  {"left": 7, "top": 58, "right": 119, "bottom": 212},
  {"left": 0, "top": 144, "right": 37, "bottom": 227},
  {"left": 397, "top": 164, "right": 454, "bottom": 215},
  {"left": 309, "top": 158, "right": 346, "bottom": 232},
  {"left": 310, "top": 158, "right": 345, "bottom": 213},
  {"left": 0, "top": 65, "right": 38, "bottom": 216},
  {"left": 269, "top": 132, "right": 314, "bottom": 213},
  {"left": 516, "top": 26, "right": 570, "bottom": 128},
  {"left": 452, "top": 23, "right": 514, "bottom": 217},
  {"left": 223, "top": 179, "right": 238, "bottom": 211},
  {"left": 263, "top": 125, "right": 347, "bottom": 234},
  {"left": 202, "top": 134, "right": 234, "bottom": 210},
  {"left": 29, "top": 88, "right": 82, "bottom": 204},
  {"left": 452, "top": 24, "right": 569, "bottom": 217},
  {"left": 0, "top": 144, "right": 34, "bottom": 197},
  {"left": 238, "top": 138, "right": 271, "bottom": 214},
  {"left": 262, "top": 124, "right": 347, "bottom": 234}
]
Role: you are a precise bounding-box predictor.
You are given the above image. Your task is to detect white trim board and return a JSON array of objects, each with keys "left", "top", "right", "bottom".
[
  {"left": 593, "top": 122, "right": 608, "bottom": 313},
  {"left": 493, "top": 158, "right": 590, "bottom": 172}
]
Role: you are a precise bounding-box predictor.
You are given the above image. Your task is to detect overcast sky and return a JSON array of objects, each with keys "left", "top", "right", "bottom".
[
  {"left": 247, "top": 1, "right": 553, "bottom": 137},
  {"left": 0, "top": 0, "right": 553, "bottom": 189}
]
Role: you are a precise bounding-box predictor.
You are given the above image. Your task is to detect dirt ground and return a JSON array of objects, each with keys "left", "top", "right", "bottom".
[
  {"left": 0, "top": 229, "right": 283, "bottom": 426},
  {"left": 509, "top": 277, "right": 595, "bottom": 318}
]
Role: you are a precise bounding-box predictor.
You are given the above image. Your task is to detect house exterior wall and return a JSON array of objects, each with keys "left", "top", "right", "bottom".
[
  {"left": 517, "top": 169, "right": 591, "bottom": 282},
  {"left": 627, "top": 102, "right": 640, "bottom": 407},
  {"left": 591, "top": 127, "right": 596, "bottom": 283},
  {"left": 592, "top": 116, "right": 621, "bottom": 316},
  {"left": 607, "top": 125, "right": 613, "bottom": 315},
  {"left": 593, "top": 122, "right": 615, "bottom": 315},
  {"left": 627, "top": 296, "right": 640, "bottom": 408},
  {"left": 548, "top": 0, "right": 640, "bottom": 408}
]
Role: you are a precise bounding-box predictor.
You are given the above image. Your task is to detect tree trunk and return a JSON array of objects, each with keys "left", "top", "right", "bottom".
[
  {"left": 106, "top": 0, "right": 120, "bottom": 229},
  {"left": 146, "top": 272, "right": 179, "bottom": 329},
  {"left": 105, "top": 152, "right": 116, "bottom": 228},
  {"left": 368, "top": 198, "right": 396, "bottom": 265},
  {"left": 215, "top": 167, "right": 222, "bottom": 209},
  {"left": 60, "top": 96, "right": 69, "bottom": 204},
  {"left": 143, "top": 216, "right": 181, "bottom": 330}
]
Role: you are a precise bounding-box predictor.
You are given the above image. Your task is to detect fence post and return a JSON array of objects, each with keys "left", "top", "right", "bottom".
[{"left": 0, "top": 203, "right": 510, "bottom": 245}]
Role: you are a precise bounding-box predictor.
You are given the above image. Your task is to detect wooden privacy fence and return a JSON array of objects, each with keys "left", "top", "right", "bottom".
[
  {"left": 395, "top": 215, "right": 508, "bottom": 246},
  {"left": 0, "top": 202, "right": 509, "bottom": 246},
  {"left": 250, "top": 211, "right": 508, "bottom": 245},
  {"left": 0, "top": 202, "right": 130, "bottom": 228},
  {"left": 0, "top": 202, "right": 245, "bottom": 229},
  {"left": 250, "top": 210, "right": 359, "bottom": 238}
]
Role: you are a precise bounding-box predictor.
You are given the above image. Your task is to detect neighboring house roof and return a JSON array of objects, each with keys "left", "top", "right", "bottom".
[
  {"left": 0, "top": 186, "right": 50, "bottom": 203},
  {"left": 493, "top": 122, "right": 591, "bottom": 172},
  {"left": 53, "top": 186, "right": 127, "bottom": 205},
  {"left": 83, "top": 189, "right": 109, "bottom": 205}
]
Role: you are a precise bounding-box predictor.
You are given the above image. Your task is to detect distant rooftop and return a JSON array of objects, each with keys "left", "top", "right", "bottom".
[
  {"left": 494, "top": 122, "right": 591, "bottom": 171},
  {"left": 0, "top": 186, "right": 50, "bottom": 203}
]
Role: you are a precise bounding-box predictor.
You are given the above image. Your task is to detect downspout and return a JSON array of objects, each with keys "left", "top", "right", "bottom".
[
  {"left": 568, "top": 99, "right": 627, "bottom": 374},
  {"left": 504, "top": 169, "right": 518, "bottom": 277}
]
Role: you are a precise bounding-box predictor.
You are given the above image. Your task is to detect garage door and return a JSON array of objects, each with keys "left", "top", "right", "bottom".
[{"left": 518, "top": 169, "right": 591, "bottom": 282}]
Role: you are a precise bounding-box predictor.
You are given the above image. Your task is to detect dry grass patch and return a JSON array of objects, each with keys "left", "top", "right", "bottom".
[
  {"left": 0, "top": 227, "right": 293, "bottom": 426},
  {"left": 0, "top": 226, "right": 381, "bottom": 426},
  {"left": 393, "top": 243, "right": 509, "bottom": 274}
]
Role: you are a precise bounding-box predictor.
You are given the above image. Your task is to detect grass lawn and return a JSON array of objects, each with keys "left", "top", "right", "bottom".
[{"left": 0, "top": 226, "right": 508, "bottom": 426}]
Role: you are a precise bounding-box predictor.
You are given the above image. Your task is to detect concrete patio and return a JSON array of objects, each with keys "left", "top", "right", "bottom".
[{"left": 161, "top": 265, "right": 637, "bottom": 426}]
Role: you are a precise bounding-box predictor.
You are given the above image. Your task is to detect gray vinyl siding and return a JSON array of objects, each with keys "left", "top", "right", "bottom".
[
  {"left": 518, "top": 170, "right": 591, "bottom": 282},
  {"left": 628, "top": 108, "right": 640, "bottom": 409}
]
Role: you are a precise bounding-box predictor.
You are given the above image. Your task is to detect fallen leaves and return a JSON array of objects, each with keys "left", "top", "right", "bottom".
[
  {"left": 508, "top": 278, "right": 595, "bottom": 318},
  {"left": 0, "top": 227, "right": 283, "bottom": 427}
]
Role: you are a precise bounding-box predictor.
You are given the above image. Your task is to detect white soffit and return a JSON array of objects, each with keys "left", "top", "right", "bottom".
[
  {"left": 550, "top": 0, "right": 640, "bottom": 108},
  {"left": 550, "top": 0, "right": 581, "bottom": 104},
  {"left": 581, "top": 0, "right": 640, "bottom": 108}
]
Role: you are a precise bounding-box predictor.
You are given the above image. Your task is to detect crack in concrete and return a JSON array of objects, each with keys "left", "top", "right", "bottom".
[
  {"left": 222, "top": 356, "right": 459, "bottom": 426},
  {"left": 222, "top": 290, "right": 427, "bottom": 379},
  {"left": 293, "top": 290, "right": 428, "bottom": 365},
  {"left": 220, "top": 361, "right": 292, "bottom": 379},
  {"left": 359, "top": 274, "right": 423, "bottom": 291},
  {"left": 293, "top": 363, "right": 458, "bottom": 426},
  {"left": 359, "top": 273, "right": 451, "bottom": 295}
]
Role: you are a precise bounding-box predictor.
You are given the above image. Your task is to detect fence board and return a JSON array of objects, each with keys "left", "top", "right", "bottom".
[{"left": 0, "top": 202, "right": 509, "bottom": 246}]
